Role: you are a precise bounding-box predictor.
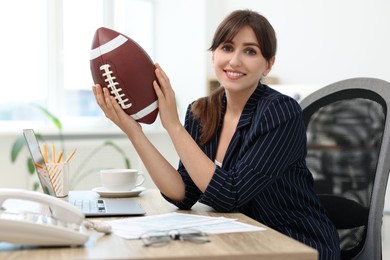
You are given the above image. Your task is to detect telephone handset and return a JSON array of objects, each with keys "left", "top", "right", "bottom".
[{"left": 0, "top": 188, "right": 89, "bottom": 246}]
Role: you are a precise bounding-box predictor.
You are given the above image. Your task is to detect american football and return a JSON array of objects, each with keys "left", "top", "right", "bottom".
[{"left": 90, "top": 27, "right": 158, "bottom": 124}]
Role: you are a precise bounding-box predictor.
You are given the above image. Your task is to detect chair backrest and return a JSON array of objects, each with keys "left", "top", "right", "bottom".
[{"left": 299, "top": 78, "right": 390, "bottom": 260}]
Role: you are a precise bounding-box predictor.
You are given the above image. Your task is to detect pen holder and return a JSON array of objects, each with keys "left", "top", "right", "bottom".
[{"left": 47, "top": 162, "right": 70, "bottom": 197}]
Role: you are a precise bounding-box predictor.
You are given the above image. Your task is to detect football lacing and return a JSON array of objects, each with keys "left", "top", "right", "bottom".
[{"left": 99, "top": 64, "right": 132, "bottom": 109}]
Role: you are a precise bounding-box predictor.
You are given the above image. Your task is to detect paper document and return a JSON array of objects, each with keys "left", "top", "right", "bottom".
[{"left": 107, "top": 212, "right": 265, "bottom": 239}]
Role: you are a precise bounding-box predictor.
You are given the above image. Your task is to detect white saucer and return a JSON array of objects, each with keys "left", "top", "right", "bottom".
[{"left": 92, "top": 186, "right": 146, "bottom": 198}]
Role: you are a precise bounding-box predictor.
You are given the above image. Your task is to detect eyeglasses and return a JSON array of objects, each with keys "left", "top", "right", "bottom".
[{"left": 140, "top": 229, "right": 210, "bottom": 247}]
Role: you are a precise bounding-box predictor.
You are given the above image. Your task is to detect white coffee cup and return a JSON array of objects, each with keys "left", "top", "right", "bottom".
[{"left": 100, "top": 169, "right": 145, "bottom": 191}]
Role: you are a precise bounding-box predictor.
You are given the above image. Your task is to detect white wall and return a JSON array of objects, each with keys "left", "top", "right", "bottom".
[
  {"left": 154, "top": 0, "right": 207, "bottom": 119},
  {"left": 214, "top": 0, "right": 390, "bottom": 86},
  {"left": 0, "top": 133, "right": 30, "bottom": 189}
]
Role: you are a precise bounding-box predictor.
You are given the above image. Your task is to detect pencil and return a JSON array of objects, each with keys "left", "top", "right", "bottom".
[
  {"left": 57, "top": 151, "right": 63, "bottom": 163},
  {"left": 65, "top": 149, "right": 76, "bottom": 163},
  {"left": 43, "top": 143, "right": 48, "bottom": 163},
  {"left": 51, "top": 144, "right": 55, "bottom": 163},
  {"left": 35, "top": 162, "right": 44, "bottom": 169}
]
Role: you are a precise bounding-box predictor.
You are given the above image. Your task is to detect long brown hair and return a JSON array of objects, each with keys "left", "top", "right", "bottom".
[{"left": 191, "top": 9, "right": 277, "bottom": 145}]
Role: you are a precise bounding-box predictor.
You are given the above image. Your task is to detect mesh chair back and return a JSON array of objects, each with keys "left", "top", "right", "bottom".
[{"left": 300, "top": 78, "right": 390, "bottom": 260}]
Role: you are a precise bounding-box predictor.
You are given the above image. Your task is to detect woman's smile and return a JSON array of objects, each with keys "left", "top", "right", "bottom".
[{"left": 224, "top": 69, "right": 245, "bottom": 80}]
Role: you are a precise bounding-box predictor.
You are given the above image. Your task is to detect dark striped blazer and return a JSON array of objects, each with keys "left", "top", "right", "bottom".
[{"left": 163, "top": 84, "right": 340, "bottom": 260}]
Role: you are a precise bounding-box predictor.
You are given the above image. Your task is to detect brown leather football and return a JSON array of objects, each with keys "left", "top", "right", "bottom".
[{"left": 90, "top": 27, "right": 158, "bottom": 124}]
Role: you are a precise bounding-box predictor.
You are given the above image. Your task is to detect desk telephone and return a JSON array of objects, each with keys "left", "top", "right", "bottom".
[{"left": 0, "top": 188, "right": 89, "bottom": 246}]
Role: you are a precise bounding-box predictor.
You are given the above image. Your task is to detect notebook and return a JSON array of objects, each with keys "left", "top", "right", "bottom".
[{"left": 22, "top": 129, "right": 145, "bottom": 217}]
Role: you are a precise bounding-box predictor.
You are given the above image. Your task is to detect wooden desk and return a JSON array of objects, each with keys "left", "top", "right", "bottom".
[{"left": 0, "top": 189, "right": 317, "bottom": 260}]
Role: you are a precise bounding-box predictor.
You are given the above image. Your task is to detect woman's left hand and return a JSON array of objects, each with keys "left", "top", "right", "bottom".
[{"left": 153, "top": 63, "right": 182, "bottom": 133}]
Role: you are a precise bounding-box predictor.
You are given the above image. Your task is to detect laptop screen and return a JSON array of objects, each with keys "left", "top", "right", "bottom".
[{"left": 23, "top": 129, "right": 56, "bottom": 196}]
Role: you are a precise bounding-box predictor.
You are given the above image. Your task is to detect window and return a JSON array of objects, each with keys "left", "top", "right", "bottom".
[
  {"left": 0, "top": 0, "right": 47, "bottom": 121},
  {"left": 0, "top": 0, "right": 155, "bottom": 130}
]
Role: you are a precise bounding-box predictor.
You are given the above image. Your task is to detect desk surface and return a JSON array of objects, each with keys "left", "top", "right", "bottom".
[{"left": 0, "top": 189, "right": 317, "bottom": 260}]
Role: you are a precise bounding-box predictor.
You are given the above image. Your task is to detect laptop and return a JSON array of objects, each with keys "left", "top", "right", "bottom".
[{"left": 22, "top": 129, "right": 145, "bottom": 217}]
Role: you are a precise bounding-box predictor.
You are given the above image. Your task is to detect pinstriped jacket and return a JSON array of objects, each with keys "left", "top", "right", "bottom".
[{"left": 164, "top": 84, "right": 340, "bottom": 260}]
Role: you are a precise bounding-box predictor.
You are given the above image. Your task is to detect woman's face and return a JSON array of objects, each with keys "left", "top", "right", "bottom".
[{"left": 212, "top": 26, "right": 274, "bottom": 94}]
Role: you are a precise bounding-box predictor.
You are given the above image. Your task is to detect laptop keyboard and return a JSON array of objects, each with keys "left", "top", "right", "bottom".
[{"left": 73, "top": 199, "right": 106, "bottom": 214}]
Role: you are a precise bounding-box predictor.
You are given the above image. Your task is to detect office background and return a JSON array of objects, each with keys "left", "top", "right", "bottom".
[{"left": 0, "top": 0, "right": 389, "bottom": 256}]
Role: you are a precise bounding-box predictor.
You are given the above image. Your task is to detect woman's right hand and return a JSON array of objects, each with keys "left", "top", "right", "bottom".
[
  {"left": 93, "top": 83, "right": 186, "bottom": 199},
  {"left": 92, "top": 84, "right": 142, "bottom": 137}
]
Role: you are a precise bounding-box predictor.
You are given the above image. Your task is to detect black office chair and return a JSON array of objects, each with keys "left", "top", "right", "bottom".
[{"left": 299, "top": 78, "right": 390, "bottom": 260}]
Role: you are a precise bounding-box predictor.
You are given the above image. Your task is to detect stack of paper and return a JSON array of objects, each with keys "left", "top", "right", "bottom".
[{"left": 107, "top": 212, "right": 265, "bottom": 240}]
